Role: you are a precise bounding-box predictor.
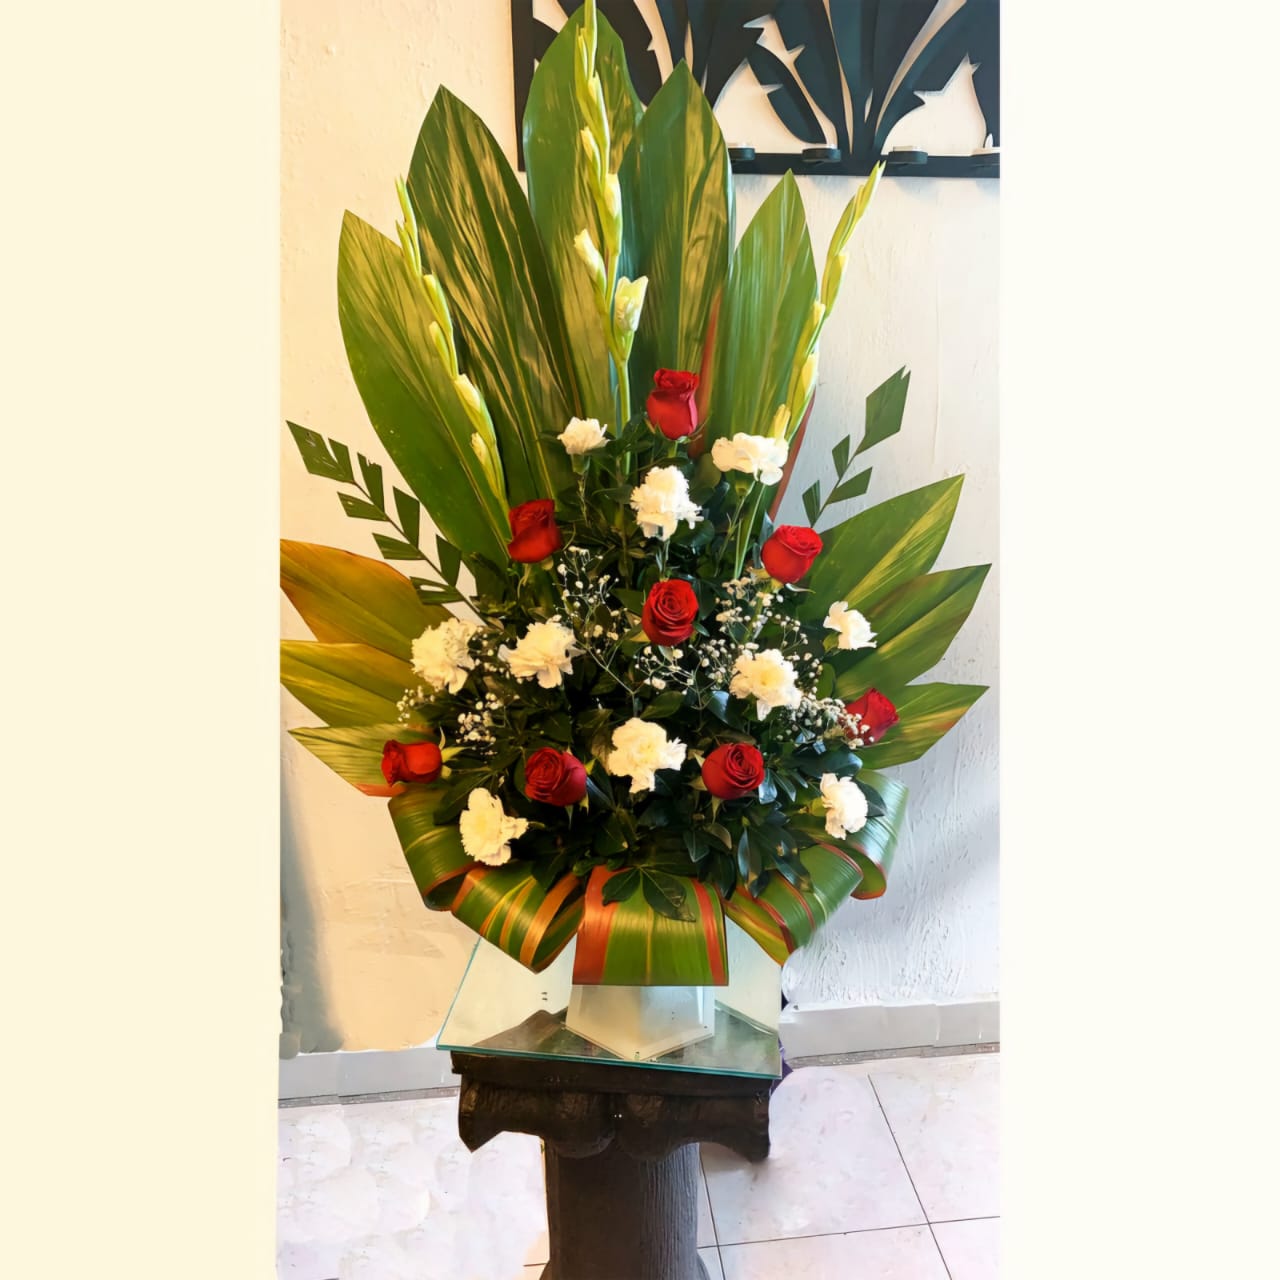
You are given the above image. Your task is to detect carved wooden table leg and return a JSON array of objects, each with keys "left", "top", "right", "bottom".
[{"left": 451, "top": 1051, "right": 773, "bottom": 1280}]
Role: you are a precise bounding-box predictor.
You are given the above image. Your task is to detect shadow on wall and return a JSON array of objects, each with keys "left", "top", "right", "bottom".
[{"left": 280, "top": 757, "right": 343, "bottom": 1056}]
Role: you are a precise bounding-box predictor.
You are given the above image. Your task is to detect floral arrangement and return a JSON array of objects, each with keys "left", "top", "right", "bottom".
[{"left": 281, "top": 2, "right": 989, "bottom": 986}]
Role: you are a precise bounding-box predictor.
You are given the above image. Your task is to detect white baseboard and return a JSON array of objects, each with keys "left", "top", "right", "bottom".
[
  {"left": 279, "top": 1041, "right": 458, "bottom": 1101},
  {"left": 779, "top": 997, "right": 999, "bottom": 1060},
  {"left": 278, "top": 999, "right": 998, "bottom": 1101}
]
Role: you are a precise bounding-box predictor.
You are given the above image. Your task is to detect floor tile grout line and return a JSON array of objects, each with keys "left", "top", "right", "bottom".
[
  {"left": 715, "top": 1219, "right": 943, "bottom": 1249},
  {"left": 698, "top": 1147, "right": 723, "bottom": 1250},
  {"left": 867, "top": 1075, "right": 953, "bottom": 1280}
]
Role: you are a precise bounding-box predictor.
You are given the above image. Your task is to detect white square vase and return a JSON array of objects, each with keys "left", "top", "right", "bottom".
[{"left": 565, "top": 983, "right": 716, "bottom": 1061}]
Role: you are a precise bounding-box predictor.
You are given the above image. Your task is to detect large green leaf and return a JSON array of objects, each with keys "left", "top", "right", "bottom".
[
  {"left": 280, "top": 641, "right": 415, "bottom": 727},
  {"left": 619, "top": 62, "right": 732, "bottom": 404},
  {"left": 407, "top": 88, "right": 577, "bottom": 507},
  {"left": 573, "top": 866, "right": 729, "bottom": 985},
  {"left": 791, "top": 770, "right": 908, "bottom": 901},
  {"left": 705, "top": 172, "right": 816, "bottom": 447},
  {"left": 857, "top": 683, "right": 988, "bottom": 768},
  {"left": 451, "top": 864, "right": 584, "bottom": 973},
  {"left": 280, "top": 540, "right": 449, "bottom": 660},
  {"left": 388, "top": 786, "right": 474, "bottom": 908},
  {"left": 834, "top": 565, "right": 990, "bottom": 700},
  {"left": 801, "top": 476, "right": 965, "bottom": 622},
  {"left": 524, "top": 9, "right": 642, "bottom": 425},
  {"left": 289, "top": 721, "right": 437, "bottom": 792},
  {"left": 336, "top": 213, "right": 511, "bottom": 564}
]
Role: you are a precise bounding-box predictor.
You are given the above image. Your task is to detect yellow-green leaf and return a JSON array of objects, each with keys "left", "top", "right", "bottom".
[{"left": 280, "top": 641, "right": 414, "bottom": 727}]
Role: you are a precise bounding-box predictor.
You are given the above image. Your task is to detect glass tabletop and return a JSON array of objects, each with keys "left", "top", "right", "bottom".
[{"left": 437, "top": 925, "right": 782, "bottom": 1080}]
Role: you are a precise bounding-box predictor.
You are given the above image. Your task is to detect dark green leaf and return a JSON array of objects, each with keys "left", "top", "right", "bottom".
[
  {"left": 288, "top": 422, "right": 355, "bottom": 483},
  {"left": 374, "top": 534, "right": 425, "bottom": 561},
  {"left": 601, "top": 868, "right": 641, "bottom": 905},
  {"left": 339, "top": 493, "right": 387, "bottom": 521},
  {"left": 642, "top": 689, "right": 686, "bottom": 720},
  {"left": 832, "top": 435, "right": 851, "bottom": 476},
  {"left": 393, "top": 487, "right": 420, "bottom": 546},
  {"left": 435, "top": 535, "right": 462, "bottom": 586},
  {"left": 828, "top": 467, "right": 873, "bottom": 505},
  {"left": 857, "top": 367, "right": 911, "bottom": 456},
  {"left": 358, "top": 454, "right": 385, "bottom": 508},
  {"left": 641, "top": 871, "right": 695, "bottom": 923},
  {"left": 802, "top": 481, "right": 822, "bottom": 525}
]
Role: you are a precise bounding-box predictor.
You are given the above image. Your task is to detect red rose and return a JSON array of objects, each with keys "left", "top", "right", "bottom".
[
  {"left": 507, "top": 499, "right": 562, "bottom": 563},
  {"left": 646, "top": 369, "right": 700, "bottom": 439},
  {"left": 524, "top": 747, "right": 588, "bottom": 806},
  {"left": 380, "top": 739, "right": 443, "bottom": 786},
  {"left": 761, "top": 525, "right": 823, "bottom": 583},
  {"left": 642, "top": 579, "right": 699, "bottom": 646},
  {"left": 845, "top": 690, "right": 899, "bottom": 745},
  {"left": 702, "top": 743, "right": 766, "bottom": 800}
]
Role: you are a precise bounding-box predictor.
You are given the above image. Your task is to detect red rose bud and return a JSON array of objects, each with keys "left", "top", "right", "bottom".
[
  {"left": 702, "top": 743, "right": 767, "bottom": 800},
  {"left": 507, "top": 498, "right": 563, "bottom": 562},
  {"left": 524, "top": 747, "right": 588, "bottom": 806},
  {"left": 845, "top": 689, "right": 899, "bottom": 744},
  {"left": 646, "top": 369, "right": 700, "bottom": 439},
  {"left": 380, "top": 739, "right": 443, "bottom": 786},
  {"left": 761, "top": 525, "right": 823, "bottom": 583},
  {"left": 642, "top": 578, "right": 699, "bottom": 646}
]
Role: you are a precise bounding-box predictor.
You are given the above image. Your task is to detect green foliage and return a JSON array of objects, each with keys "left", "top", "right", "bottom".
[
  {"left": 524, "top": 9, "right": 642, "bottom": 424},
  {"left": 407, "top": 88, "right": 578, "bottom": 506},
  {"left": 336, "top": 213, "right": 511, "bottom": 564},
  {"left": 857, "top": 684, "right": 988, "bottom": 767},
  {"left": 801, "top": 476, "right": 965, "bottom": 622},
  {"left": 281, "top": 641, "right": 415, "bottom": 727},
  {"left": 619, "top": 62, "right": 732, "bottom": 403},
  {"left": 706, "top": 173, "right": 816, "bottom": 449},
  {"left": 834, "top": 565, "right": 990, "bottom": 698}
]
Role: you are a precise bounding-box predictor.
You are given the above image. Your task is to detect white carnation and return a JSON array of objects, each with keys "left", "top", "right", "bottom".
[
  {"left": 558, "top": 416, "right": 607, "bottom": 456},
  {"left": 728, "top": 648, "right": 803, "bottom": 719},
  {"left": 411, "top": 617, "right": 479, "bottom": 694},
  {"left": 606, "top": 718, "right": 687, "bottom": 794},
  {"left": 498, "top": 619, "right": 582, "bottom": 689},
  {"left": 823, "top": 601, "right": 877, "bottom": 651},
  {"left": 711, "top": 433, "right": 789, "bottom": 486},
  {"left": 820, "top": 772, "right": 869, "bottom": 839},
  {"left": 629, "top": 466, "right": 701, "bottom": 539},
  {"left": 459, "top": 788, "right": 528, "bottom": 866}
]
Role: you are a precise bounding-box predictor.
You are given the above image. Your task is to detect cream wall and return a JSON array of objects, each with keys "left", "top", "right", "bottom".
[{"left": 281, "top": 0, "right": 998, "bottom": 1052}]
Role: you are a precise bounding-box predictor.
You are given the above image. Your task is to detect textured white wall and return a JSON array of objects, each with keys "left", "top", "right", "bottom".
[{"left": 281, "top": 0, "right": 998, "bottom": 1051}]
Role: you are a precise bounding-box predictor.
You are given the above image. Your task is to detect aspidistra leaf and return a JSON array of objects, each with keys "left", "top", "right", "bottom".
[
  {"left": 857, "top": 683, "right": 988, "bottom": 768},
  {"left": 407, "top": 88, "right": 577, "bottom": 507}
]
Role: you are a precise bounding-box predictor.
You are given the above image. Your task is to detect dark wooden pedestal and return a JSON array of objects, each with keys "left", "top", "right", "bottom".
[{"left": 451, "top": 1050, "right": 774, "bottom": 1280}]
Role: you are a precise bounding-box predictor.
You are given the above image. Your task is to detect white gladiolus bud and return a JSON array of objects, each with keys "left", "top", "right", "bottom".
[
  {"left": 603, "top": 173, "right": 622, "bottom": 219},
  {"left": 470, "top": 432, "right": 487, "bottom": 464},
  {"left": 797, "top": 352, "right": 819, "bottom": 405},
  {"left": 454, "top": 374, "right": 484, "bottom": 415},
  {"left": 768, "top": 404, "right": 791, "bottom": 440},
  {"left": 574, "top": 228, "right": 606, "bottom": 286},
  {"left": 579, "top": 126, "right": 602, "bottom": 179},
  {"left": 613, "top": 275, "right": 648, "bottom": 336},
  {"left": 427, "top": 320, "right": 453, "bottom": 371},
  {"left": 822, "top": 251, "right": 848, "bottom": 308}
]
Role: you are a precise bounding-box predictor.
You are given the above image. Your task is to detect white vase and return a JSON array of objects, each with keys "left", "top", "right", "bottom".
[{"left": 565, "top": 983, "right": 716, "bottom": 1061}]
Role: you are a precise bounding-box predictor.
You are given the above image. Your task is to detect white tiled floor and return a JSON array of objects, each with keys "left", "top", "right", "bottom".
[{"left": 279, "top": 1051, "right": 998, "bottom": 1278}]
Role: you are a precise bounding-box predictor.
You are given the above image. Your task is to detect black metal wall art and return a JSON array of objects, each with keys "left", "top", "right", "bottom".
[{"left": 512, "top": 0, "right": 999, "bottom": 179}]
